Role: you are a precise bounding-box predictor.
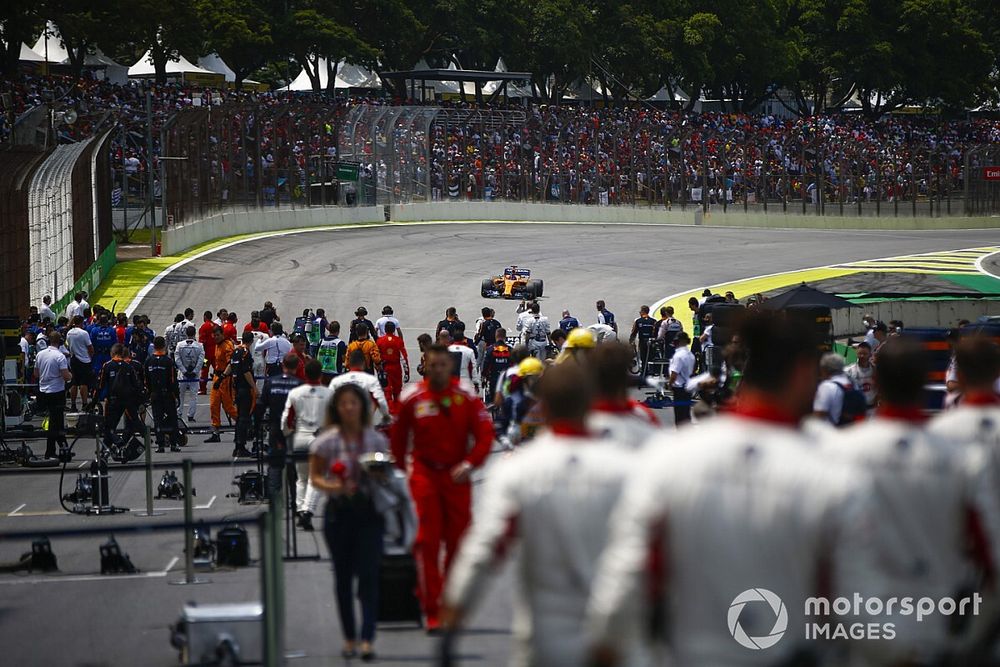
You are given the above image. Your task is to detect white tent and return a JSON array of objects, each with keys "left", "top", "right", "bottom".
[
  {"left": 128, "top": 50, "right": 223, "bottom": 82},
  {"left": 282, "top": 58, "right": 380, "bottom": 91},
  {"left": 646, "top": 85, "right": 690, "bottom": 103},
  {"left": 482, "top": 58, "right": 532, "bottom": 98},
  {"left": 30, "top": 23, "right": 128, "bottom": 83},
  {"left": 197, "top": 53, "right": 236, "bottom": 82},
  {"left": 18, "top": 43, "right": 46, "bottom": 63}
]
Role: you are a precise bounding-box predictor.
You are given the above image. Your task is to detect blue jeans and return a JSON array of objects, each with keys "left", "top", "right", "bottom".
[{"left": 323, "top": 497, "right": 383, "bottom": 642}]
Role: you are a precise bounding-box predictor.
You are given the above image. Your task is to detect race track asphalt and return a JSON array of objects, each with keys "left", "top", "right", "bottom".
[{"left": 3, "top": 222, "right": 1000, "bottom": 667}]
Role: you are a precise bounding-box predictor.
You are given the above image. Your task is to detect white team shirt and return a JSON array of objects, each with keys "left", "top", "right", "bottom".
[
  {"left": 174, "top": 339, "right": 205, "bottom": 376},
  {"left": 524, "top": 315, "right": 551, "bottom": 345},
  {"left": 66, "top": 327, "right": 93, "bottom": 363},
  {"left": 282, "top": 383, "right": 332, "bottom": 445},
  {"left": 845, "top": 362, "right": 876, "bottom": 407},
  {"left": 813, "top": 373, "right": 854, "bottom": 424},
  {"left": 328, "top": 371, "right": 390, "bottom": 420},
  {"left": 36, "top": 346, "right": 70, "bottom": 393},
  {"left": 257, "top": 334, "right": 292, "bottom": 364},
  {"left": 448, "top": 343, "right": 480, "bottom": 385},
  {"left": 668, "top": 345, "right": 695, "bottom": 388},
  {"left": 375, "top": 316, "right": 401, "bottom": 338}
]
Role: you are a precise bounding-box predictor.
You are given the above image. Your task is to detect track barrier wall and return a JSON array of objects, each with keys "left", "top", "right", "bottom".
[{"left": 831, "top": 298, "right": 1000, "bottom": 336}]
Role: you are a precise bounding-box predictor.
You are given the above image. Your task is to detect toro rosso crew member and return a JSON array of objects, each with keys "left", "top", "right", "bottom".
[
  {"left": 443, "top": 362, "right": 630, "bottom": 667},
  {"left": 225, "top": 332, "right": 258, "bottom": 457},
  {"left": 391, "top": 344, "right": 494, "bottom": 633},
  {"left": 587, "top": 313, "right": 852, "bottom": 667},
  {"left": 145, "top": 336, "right": 181, "bottom": 453}
]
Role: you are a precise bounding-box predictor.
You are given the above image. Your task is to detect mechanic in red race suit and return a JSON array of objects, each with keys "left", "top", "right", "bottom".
[
  {"left": 376, "top": 321, "right": 409, "bottom": 412},
  {"left": 390, "top": 344, "right": 494, "bottom": 633},
  {"left": 198, "top": 310, "right": 216, "bottom": 394}
]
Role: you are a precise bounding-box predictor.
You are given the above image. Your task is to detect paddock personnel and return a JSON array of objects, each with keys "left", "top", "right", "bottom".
[
  {"left": 256, "top": 353, "right": 301, "bottom": 498},
  {"left": 145, "top": 336, "right": 181, "bottom": 453},
  {"left": 34, "top": 331, "right": 72, "bottom": 459},
  {"left": 443, "top": 362, "right": 631, "bottom": 666},
  {"left": 390, "top": 344, "right": 494, "bottom": 633},
  {"left": 587, "top": 313, "right": 852, "bottom": 666},
  {"left": 174, "top": 326, "right": 204, "bottom": 422}
]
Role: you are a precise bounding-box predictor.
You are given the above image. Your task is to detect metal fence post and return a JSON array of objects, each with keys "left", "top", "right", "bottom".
[{"left": 170, "top": 459, "right": 207, "bottom": 586}]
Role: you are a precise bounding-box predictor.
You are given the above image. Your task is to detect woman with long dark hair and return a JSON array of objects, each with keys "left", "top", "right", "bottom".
[{"left": 309, "top": 383, "right": 388, "bottom": 661}]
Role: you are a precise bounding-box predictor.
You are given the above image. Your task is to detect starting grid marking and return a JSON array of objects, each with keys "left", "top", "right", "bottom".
[
  {"left": 0, "top": 556, "right": 180, "bottom": 586},
  {"left": 4, "top": 495, "right": 218, "bottom": 519},
  {"left": 829, "top": 246, "right": 1000, "bottom": 275}
]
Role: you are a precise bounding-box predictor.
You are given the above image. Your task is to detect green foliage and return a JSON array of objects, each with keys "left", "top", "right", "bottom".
[{"left": 2, "top": 0, "right": 997, "bottom": 113}]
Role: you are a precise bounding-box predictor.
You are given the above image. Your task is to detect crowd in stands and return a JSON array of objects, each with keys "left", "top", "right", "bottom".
[{"left": 6, "top": 73, "right": 1000, "bottom": 210}]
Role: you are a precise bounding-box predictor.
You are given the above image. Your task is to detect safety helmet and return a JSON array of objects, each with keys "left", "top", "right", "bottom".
[
  {"left": 518, "top": 357, "right": 544, "bottom": 377},
  {"left": 565, "top": 328, "right": 596, "bottom": 349}
]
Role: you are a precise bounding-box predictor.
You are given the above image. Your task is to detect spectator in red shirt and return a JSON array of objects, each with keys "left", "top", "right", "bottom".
[
  {"left": 390, "top": 344, "right": 494, "bottom": 632},
  {"left": 198, "top": 310, "right": 216, "bottom": 394}
]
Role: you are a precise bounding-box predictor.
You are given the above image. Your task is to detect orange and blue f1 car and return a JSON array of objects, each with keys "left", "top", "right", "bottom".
[{"left": 481, "top": 265, "right": 544, "bottom": 299}]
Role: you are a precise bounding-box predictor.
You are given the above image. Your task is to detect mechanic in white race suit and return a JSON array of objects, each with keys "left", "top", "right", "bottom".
[
  {"left": 443, "top": 362, "right": 634, "bottom": 667},
  {"left": 328, "top": 349, "right": 391, "bottom": 423},
  {"left": 173, "top": 326, "right": 204, "bottom": 422},
  {"left": 522, "top": 302, "right": 551, "bottom": 360},
  {"left": 823, "top": 338, "right": 999, "bottom": 665},
  {"left": 587, "top": 312, "right": 854, "bottom": 667},
  {"left": 586, "top": 343, "right": 661, "bottom": 448},
  {"left": 925, "top": 337, "right": 1000, "bottom": 656},
  {"left": 282, "top": 359, "right": 332, "bottom": 529}
]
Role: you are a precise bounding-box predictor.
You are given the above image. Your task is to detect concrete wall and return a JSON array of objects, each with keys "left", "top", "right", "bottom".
[
  {"left": 391, "top": 201, "right": 1000, "bottom": 230},
  {"left": 832, "top": 299, "right": 1000, "bottom": 336},
  {"left": 162, "top": 206, "right": 384, "bottom": 255}
]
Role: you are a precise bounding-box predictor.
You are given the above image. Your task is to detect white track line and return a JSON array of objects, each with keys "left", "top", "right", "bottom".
[
  {"left": 0, "top": 555, "right": 182, "bottom": 586},
  {"left": 8, "top": 503, "right": 26, "bottom": 516},
  {"left": 141, "top": 494, "right": 217, "bottom": 513}
]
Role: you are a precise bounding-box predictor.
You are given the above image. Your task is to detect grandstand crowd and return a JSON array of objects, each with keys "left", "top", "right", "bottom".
[{"left": 6, "top": 73, "right": 1000, "bottom": 210}]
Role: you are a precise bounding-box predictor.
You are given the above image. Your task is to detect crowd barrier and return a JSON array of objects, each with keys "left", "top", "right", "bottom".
[{"left": 831, "top": 297, "right": 1000, "bottom": 336}]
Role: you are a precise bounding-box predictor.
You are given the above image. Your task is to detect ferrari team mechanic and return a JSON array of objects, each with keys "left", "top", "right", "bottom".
[
  {"left": 282, "top": 359, "right": 331, "bottom": 532},
  {"left": 391, "top": 344, "right": 494, "bottom": 633},
  {"left": 376, "top": 321, "right": 409, "bottom": 411},
  {"left": 256, "top": 353, "right": 302, "bottom": 498},
  {"left": 198, "top": 310, "right": 215, "bottom": 393},
  {"left": 443, "top": 362, "right": 631, "bottom": 667},
  {"left": 587, "top": 313, "right": 852, "bottom": 667}
]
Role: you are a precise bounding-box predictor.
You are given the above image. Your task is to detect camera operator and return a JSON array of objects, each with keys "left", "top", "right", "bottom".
[
  {"left": 256, "top": 353, "right": 302, "bottom": 498},
  {"left": 146, "top": 336, "right": 181, "bottom": 453},
  {"left": 225, "top": 332, "right": 258, "bottom": 458},
  {"left": 34, "top": 331, "right": 72, "bottom": 459},
  {"left": 174, "top": 326, "right": 204, "bottom": 422},
  {"left": 97, "top": 343, "right": 147, "bottom": 452}
]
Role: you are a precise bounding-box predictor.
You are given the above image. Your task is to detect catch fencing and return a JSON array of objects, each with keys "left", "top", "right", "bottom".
[
  {"left": 0, "top": 130, "right": 116, "bottom": 316},
  {"left": 157, "top": 103, "right": 1000, "bottom": 230}
]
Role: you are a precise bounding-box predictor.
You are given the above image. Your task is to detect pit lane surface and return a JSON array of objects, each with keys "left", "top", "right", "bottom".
[{"left": 3, "top": 222, "right": 1000, "bottom": 667}]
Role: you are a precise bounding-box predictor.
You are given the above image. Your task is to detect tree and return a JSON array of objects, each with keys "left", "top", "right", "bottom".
[
  {"left": 116, "top": 0, "right": 205, "bottom": 84},
  {"left": 197, "top": 0, "right": 274, "bottom": 89},
  {"left": 0, "top": 0, "right": 43, "bottom": 78},
  {"left": 42, "top": 0, "right": 120, "bottom": 79},
  {"left": 274, "top": 1, "right": 374, "bottom": 93}
]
